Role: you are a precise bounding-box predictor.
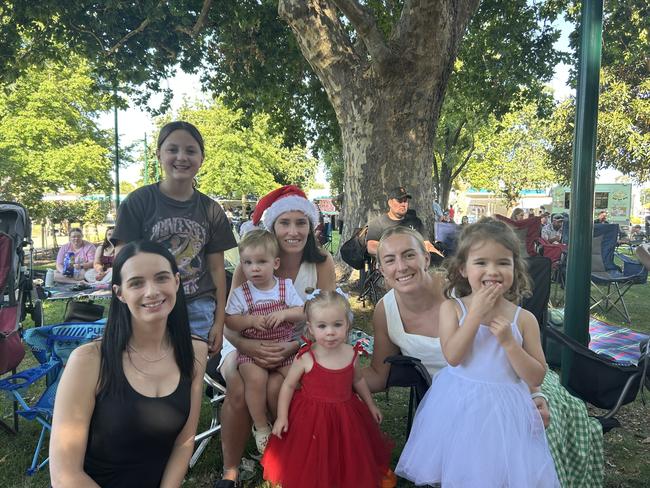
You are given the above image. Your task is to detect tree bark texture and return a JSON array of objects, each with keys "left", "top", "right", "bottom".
[{"left": 279, "top": 0, "right": 480, "bottom": 241}]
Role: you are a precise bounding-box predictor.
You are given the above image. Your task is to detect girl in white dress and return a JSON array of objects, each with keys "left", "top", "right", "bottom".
[{"left": 396, "top": 217, "right": 560, "bottom": 487}]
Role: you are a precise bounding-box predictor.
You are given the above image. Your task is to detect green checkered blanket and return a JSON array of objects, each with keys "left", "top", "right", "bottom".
[{"left": 543, "top": 370, "right": 604, "bottom": 487}]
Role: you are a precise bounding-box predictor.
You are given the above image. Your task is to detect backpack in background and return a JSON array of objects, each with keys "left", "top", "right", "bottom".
[{"left": 340, "top": 226, "right": 368, "bottom": 270}]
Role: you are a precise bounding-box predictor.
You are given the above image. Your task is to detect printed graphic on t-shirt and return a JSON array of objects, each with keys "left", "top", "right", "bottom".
[{"left": 150, "top": 217, "right": 206, "bottom": 296}]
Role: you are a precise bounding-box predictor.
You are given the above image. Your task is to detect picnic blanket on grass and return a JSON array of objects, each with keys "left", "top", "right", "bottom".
[
  {"left": 551, "top": 309, "right": 649, "bottom": 366},
  {"left": 44, "top": 283, "right": 111, "bottom": 301}
]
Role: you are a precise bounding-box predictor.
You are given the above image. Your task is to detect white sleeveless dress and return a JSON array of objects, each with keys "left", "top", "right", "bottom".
[
  {"left": 396, "top": 298, "right": 560, "bottom": 487},
  {"left": 382, "top": 290, "right": 447, "bottom": 377}
]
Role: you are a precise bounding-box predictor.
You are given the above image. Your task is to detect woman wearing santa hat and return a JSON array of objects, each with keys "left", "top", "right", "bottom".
[{"left": 215, "top": 185, "right": 336, "bottom": 487}]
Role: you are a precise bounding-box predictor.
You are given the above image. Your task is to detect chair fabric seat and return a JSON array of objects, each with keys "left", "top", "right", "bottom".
[
  {"left": 0, "top": 322, "right": 104, "bottom": 474},
  {"left": 591, "top": 270, "right": 645, "bottom": 284}
]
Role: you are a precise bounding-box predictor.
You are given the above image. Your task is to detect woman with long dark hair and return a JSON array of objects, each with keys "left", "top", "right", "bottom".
[
  {"left": 216, "top": 185, "right": 336, "bottom": 487},
  {"left": 50, "top": 241, "right": 207, "bottom": 487}
]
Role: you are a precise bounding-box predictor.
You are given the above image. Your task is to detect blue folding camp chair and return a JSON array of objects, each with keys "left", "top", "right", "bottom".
[
  {"left": 590, "top": 224, "right": 647, "bottom": 324},
  {"left": 0, "top": 321, "right": 104, "bottom": 474}
]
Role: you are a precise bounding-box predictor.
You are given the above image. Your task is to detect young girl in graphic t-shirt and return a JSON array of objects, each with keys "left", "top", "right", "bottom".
[{"left": 112, "top": 121, "right": 237, "bottom": 351}]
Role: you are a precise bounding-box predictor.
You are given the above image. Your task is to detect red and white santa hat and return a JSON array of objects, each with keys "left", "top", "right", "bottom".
[{"left": 252, "top": 185, "right": 320, "bottom": 230}]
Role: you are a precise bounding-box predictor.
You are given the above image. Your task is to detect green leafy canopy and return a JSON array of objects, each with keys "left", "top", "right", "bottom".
[{"left": 0, "top": 55, "right": 114, "bottom": 213}]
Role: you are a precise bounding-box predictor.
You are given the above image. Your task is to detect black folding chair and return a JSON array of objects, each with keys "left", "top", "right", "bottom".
[
  {"left": 542, "top": 326, "right": 649, "bottom": 432},
  {"left": 383, "top": 355, "right": 432, "bottom": 435}
]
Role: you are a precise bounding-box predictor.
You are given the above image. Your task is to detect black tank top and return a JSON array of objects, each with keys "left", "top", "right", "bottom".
[{"left": 83, "top": 372, "right": 191, "bottom": 487}]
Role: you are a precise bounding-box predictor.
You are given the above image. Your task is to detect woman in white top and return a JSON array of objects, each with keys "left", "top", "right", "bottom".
[
  {"left": 361, "top": 226, "right": 549, "bottom": 423},
  {"left": 216, "top": 185, "right": 336, "bottom": 488},
  {"left": 362, "top": 226, "right": 605, "bottom": 487},
  {"left": 361, "top": 227, "right": 448, "bottom": 389}
]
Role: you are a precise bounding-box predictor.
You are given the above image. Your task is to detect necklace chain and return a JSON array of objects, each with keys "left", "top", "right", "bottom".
[{"left": 127, "top": 344, "right": 171, "bottom": 363}]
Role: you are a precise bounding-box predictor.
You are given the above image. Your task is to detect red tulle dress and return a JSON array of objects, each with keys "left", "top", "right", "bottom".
[{"left": 261, "top": 344, "right": 393, "bottom": 488}]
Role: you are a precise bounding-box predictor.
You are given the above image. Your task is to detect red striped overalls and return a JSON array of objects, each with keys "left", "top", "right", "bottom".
[{"left": 237, "top": 279, "right": 296, "bottom": 367}]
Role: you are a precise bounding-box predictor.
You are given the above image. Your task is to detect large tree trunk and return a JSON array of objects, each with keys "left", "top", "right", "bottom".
[{"left": 280, "top": 0, "right": 480, "bottom": 242}]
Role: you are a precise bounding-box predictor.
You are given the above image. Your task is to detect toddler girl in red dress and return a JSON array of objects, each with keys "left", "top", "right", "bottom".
[{"left": 261, "top": 290, "right": 393, "bottom": 488}]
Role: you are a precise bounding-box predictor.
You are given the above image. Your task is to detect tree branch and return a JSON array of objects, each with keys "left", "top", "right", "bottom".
[
  {"left": 449, "top": 119, "right": 467, "bottom": 148},
  {"left": 70, "top": 23, "right": 106, "bottom": 52},
  {"left": 107, "top": 17, "right": 151, "bottom": 55},
  {"left": 192, "top": 0, "right": 213, "bottom": 36},
  {"left": 331, "top": 0, "right": 392, "bottom": 68},
  {"left": 278, "top": 0, "right": 359, "bottom": 104},
  {"left": 451, "top": 135, "right": 475, "bottom": 180}
]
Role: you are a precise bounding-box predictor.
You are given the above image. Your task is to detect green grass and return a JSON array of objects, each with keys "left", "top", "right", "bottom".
[{"left": 2, "top": 264, "right": 649, "bottom": 487}]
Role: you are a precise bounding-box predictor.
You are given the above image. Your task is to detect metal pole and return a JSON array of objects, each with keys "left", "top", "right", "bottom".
[
  {"left": 144, "top": 133, "right": 149, "bottom": 185},
  {"left": 113, "top": 85, "right": 120, "bottom": 208},
  {"left": 561, "top": 0, "right": 603, "bottom": 386}
]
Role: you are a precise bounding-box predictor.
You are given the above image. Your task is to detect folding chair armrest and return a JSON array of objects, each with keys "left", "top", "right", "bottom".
[
  {"left": 615, "top": 252, "right": 648, "bottom": 280},
  {"left": 384, "top": 355, "right": 432, "bottom": 389},
  {"left": 384, "top": 354, "right": 423, "bottom": 367},
  {"left": 0, "top": 359, "right": 60, "bottom": 393},
  {"left": 384, "top": 354, "right": 432, "bottom": 407}
]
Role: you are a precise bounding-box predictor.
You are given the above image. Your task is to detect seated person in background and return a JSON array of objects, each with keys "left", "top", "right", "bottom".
[
  {"left": 594, "top": 210, "right": 609, "bottom": 224},
  {"left": 366, "top": 186, "right": 441, "bottom": 258},
  {"left": 54, "top": 228, "right": 96, "bottom": 284},
  {"left": 85, "top": 227, "right": 115, "bottom": 284},
  {"left": 510, "top": 207, "right": 525, "bottom": 221},
  {"left": 540, "top": 212, "right": 550, "bottom": 227},
  {"left": 225, "top": 230, "right": 305, "bottom": 454},
  {"left": 314, "top": 213, "right": 328, "bottom": 246},
  {"left": 460, "top": 215, "right": 469, "bottom": 226},
  {"left": 541, "top": 214, "right": 564, "bottom": 244},
  {"left": 239, "top": 206, "right": 258, "bottom": 236},
  {"left": 630, "top": 224, "right": 644, "bottom": 240}
]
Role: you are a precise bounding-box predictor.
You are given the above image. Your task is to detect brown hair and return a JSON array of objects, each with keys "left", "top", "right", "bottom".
[
  {"left": 157, "top": 121, "right": 205, "bottom": 157},
  {"left": 444, "top": 217, "right": 531, "bottom": 301},
  {"left": 238, "top": 229, "right": 279, "bottom": 258}
]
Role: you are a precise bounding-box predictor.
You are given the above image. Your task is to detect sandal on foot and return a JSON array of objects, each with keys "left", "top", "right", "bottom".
[{"left": 252, "top": 423, "right": 272, "bottom": 454}]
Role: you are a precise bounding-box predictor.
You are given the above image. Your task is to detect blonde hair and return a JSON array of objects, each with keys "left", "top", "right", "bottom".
[
  {"left": 304, "top": 291, "right": 354, "bottom": 328},
  {"left": 238, "top": 229, "right": 279, "bottom": 258},
  {"left": 376, "top": 226, "right": 428, "bottom": 266},
  {"left": 444, "top": 217, "right": 531, "bottom": 301}
]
